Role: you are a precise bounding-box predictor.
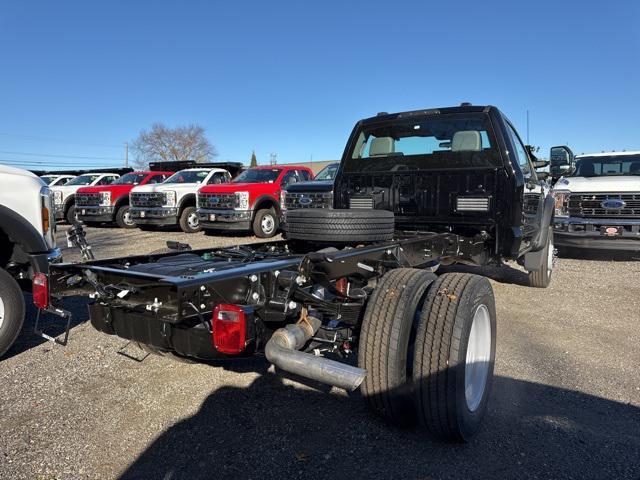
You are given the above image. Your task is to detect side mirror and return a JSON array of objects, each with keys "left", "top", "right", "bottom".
[{"left": 550, "top": 146, "right": 574, "bottom": 166}]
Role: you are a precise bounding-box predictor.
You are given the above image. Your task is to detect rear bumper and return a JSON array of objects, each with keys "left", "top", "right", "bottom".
[
  {"left": 130, "top": 207, "right": 179, "bottom": 225},
  {"left": 553, "top": 216, "right": 640, "bottom": 251},
  {"left": 77, "top": 205, "right": 115, "bottom": 223},
  {"left": 197, "top": 208, "right": 252, "bottom": 231}
]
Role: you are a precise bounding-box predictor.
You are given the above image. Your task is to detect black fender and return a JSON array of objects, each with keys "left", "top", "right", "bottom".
[
  {"left": 178, "top": 193, "right": 196, "bottom": 211},
  {"left": 252, "top": 194, "right": 280, "bottom": 218},
  {"left": 114, "top": 194, "right": 129, "bottom": 210},
  {"left": 63, "top": 194, "right": 76, "bottom": 214},
  {"left": 0, "top": 205, "right": 48, "bottom": 254},
  {"left": 530, "top": 194, "right": 555, "bottom": 252}
]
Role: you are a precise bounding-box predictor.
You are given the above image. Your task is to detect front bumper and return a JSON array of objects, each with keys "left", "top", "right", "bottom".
[
  {"left": 130, "top": 207, "right": 179, "bottom": 225},
  {"left": 553, "top": 217, "right": 640, "bottom": 251},
  {"left": 76, "top": 205, "right": 115, "bottom": 223},
  {"left": 197, "top": 208, "right": 252, "bottom": 231}
]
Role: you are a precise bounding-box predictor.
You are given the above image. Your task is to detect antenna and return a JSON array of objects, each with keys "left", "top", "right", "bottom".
[{"left": 526, "top": 110, "right": 530, "bottom": 144}]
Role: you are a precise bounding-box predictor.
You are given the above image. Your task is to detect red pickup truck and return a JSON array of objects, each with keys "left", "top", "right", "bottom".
[
  {"left": 75, "top": 171, "right": 173, "bottom": 228},
  {"left": 197, "top": 165, "right": 313, "bottom": 237}
]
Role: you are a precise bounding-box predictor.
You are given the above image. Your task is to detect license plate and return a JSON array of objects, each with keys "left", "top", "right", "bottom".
[
  {"left": 140, "top": 211, "right": 145, "bottom": 218},
  {"left": 601, "top": 226, "right": 623, "bottom": 236},
  {"left": 209, "top": 214, "right": 216, "bottom": 221},
  {"left": 81, "top": 209, "right": 86, "bottom": 215}
]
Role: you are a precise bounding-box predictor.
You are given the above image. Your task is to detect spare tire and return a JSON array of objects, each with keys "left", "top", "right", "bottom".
[{"left": 285, "top": 209, "right": 394, "bottom": 243}]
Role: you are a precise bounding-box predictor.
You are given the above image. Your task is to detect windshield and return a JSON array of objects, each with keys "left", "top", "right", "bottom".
[
  {"left": 165, "top": 170, "right": 209, "bottom": 184},
  {"left": 315, "top": 163, "right": 339, "bottom": 181},
  {"left": 343, "top": 113, "right": 501, "bottom": 173},
  {"left": 40, "top": 176, "right": 54, "bottom": 185},
  {"left": 570, "top": 155, "right": 640, "bottom": 177},
  {"left": 233, "top": 168, "right": 282, "bottom": 183},
  {"left": 113, "top": 173, "right": 147, "bottom": 185},
  {"left": 66, "top": 174, "right": 102, "bottom": 186}
]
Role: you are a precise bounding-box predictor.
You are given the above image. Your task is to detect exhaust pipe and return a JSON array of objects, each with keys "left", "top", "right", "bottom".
[{"left": 265, "top": 313, "right": 366, "bottom": 391}]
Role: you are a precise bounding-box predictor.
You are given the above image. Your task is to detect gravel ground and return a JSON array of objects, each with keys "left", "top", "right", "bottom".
[{"left": 1, "top": 226, "right": 639, "bottom": 480}]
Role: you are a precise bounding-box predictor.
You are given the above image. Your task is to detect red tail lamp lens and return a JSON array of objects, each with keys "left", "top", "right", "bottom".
[
  {"left": 32, "top": 273, "right": 49, "bottom": 309},
  {"left": 212, "top": 304, "right": 246, "bottom": 354}
]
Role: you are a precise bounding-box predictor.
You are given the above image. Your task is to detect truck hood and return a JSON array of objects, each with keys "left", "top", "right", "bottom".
[
  {"left": 286, "top": 180, "right": 334, "bottom": 193},
  {"left": 0, "top": 164, "right": 41, "bottom": 180},
  {"left": 199, "top": 182, "right": 274, "bottom": 193},
  {"left": 555, "top": 176, "right": 640, "bottom": 193},
  {"left": 77, "top": 185, "right": 135, "bottom": 196},
  {"left": 132, "top": 183, "right": 200, "bottom": 194}
]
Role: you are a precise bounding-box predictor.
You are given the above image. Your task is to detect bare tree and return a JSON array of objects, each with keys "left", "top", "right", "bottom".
[{"left": 131, "top": 123, "right": 217, "bottom": 169}]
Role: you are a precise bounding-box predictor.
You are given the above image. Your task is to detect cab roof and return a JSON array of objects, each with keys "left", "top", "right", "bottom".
[{"left": 361, "top": 105, "right": 494, "bottom": 124}]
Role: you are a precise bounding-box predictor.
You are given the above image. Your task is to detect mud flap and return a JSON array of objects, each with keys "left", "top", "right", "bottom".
[{"left": 530, "top": 195, "right": 555, "bottom": 252}]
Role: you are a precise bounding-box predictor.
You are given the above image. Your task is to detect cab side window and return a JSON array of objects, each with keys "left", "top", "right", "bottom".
[
  {"left": 280, "top": 170, "right": 298, "bottom": 187},
  {"left": 97, "top": 176, "right": 115, "bottom": 186},
  {"left": 506, "top": 124, "right": 534, "bottom": 178},
  {"left": 297, "top": 170, "right": 311, "bottom": 181},
  {"left": 207, "top": 173, "right": 226, "bottom": 184},
  {"left": 147, "top": 174, "right": 166, "bottom": 184}
]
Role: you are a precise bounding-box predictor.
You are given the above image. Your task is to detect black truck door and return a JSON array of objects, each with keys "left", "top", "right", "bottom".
[{"left": 505, "top": 123, "right": 543, "bottom": 252}]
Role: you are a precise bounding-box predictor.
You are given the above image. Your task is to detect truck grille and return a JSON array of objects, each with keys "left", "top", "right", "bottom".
[
  {"left": 131, "top": 192, "right": 165, "bottom": 208},
  {"left": 568, "top": 193, "right": 640, "bottom": 218},
  {"left": 349, "top": 195, "right": 374, "bottom": 209},
  {"left": 198, "top": 193, "right": 237, "bottom": 209},
  {"left": 76, "top": 193, "right": 101, "bottom": 206},
  {"left": 285, "top": 191, "right": 333, "bottom": 209}
]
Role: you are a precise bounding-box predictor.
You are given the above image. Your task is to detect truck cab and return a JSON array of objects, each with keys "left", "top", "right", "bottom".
[
  {"left": 0, "top": 164, "right": 60, "bottom": 357},
  {"left": 75, "top": 171, "right": 173, "bottom": 228},
  {"left": 197, "top": 165, "right": 314, "bottom": 238},
  {"left": 51, "top": 172, "right": 120, "bottom": 224},
  {"left": 130, "top": 168, "right": 232, "bottom": 233},
  {"left": 551, "top": 149, "right": 640, "bottom": 252}
]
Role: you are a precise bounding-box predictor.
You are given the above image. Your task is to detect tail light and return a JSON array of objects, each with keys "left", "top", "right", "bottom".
[
  {"left": 212, "top": 304, "right": 246, "bottom": 354},
  {"left": 32, "top": 273, "right": 49, "bottom": 309}
]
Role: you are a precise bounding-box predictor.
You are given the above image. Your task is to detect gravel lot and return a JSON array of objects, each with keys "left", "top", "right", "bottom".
[{"left": 1, "top": 226, "right": 639, "bottom": 480}]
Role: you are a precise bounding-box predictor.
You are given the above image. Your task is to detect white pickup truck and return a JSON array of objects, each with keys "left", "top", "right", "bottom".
[
  {"left": 130, "top": 167, "right": 232, "bottom": 233},
  {"left": 51, "top": 172, "right": 120, "bottom": 224},
  {"left": 0, "top": 164, "right": 61, "bottom": 357},
  {"left": 40, "top": 174, "right": 76, "bottom": 187},
  {"left": 551, "top": 148, "right": 640, "bottom": 252}
]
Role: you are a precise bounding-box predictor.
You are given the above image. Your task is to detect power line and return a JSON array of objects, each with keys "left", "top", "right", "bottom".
[
  {"left": 0, "top": 149, "right": 123, "bottom": 161},
  {"left": 0, "top": 159, "right": 124, "bottom": 167},
  {"left": 0, "top": 132, "right": 121, "bottom": 148}
]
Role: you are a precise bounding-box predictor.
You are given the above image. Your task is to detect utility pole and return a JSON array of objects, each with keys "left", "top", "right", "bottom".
[
  {"left": 269, "top": 152, "right": 277, "bottom": 165},
  {"left": 124, "top": 142, "right": 129, "bottom": 167}
]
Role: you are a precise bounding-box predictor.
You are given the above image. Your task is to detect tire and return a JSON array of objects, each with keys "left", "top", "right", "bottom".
[
  {"left": 358, "top": 268, "right": 437, "bottom": 426},
  {"left": 179, "top": 206, "right": 201, "bottom": 233},
  {"left": 65, "top": 204, "right": 77, "bottom": 225},
  {"left": 529, "top": 227, "right": 554, "bottom": 288},
  {"left": 115, "top": 205, "right": 136, "bottom": 229},
  {"left": 286, "top": 209, "right": 394, "bottom": 243},
  {"left": 413, "top": 272, "right": 496, "bottom": 442},
  {"left": 0, "top": 267, "right": 26, "bottom": 358},
  {"left": 253, "top": 208, "right": 279, "bottom": 238}
]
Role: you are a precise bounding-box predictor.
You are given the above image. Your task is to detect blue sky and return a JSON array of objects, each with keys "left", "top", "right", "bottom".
[{"left": 0, "top": 0, "right": 638, "bottom": 170}]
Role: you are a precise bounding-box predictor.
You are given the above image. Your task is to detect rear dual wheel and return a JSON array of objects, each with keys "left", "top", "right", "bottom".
[{"left": 358, "top": 269, "right": 496, "bottom": 442}]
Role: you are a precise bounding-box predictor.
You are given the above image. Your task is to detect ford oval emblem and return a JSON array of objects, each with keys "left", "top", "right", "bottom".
[
  {"left": 601, "top": 199, "right": 625, "bottom": 209},
  {"left": 299, "top": 196, "right": 313, "bottom": 205},
  {"left": 210, "top": 196, "right": 219, "bottom": 203}
]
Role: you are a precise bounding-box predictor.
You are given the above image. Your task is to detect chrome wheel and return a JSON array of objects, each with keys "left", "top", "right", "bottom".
[
  {"left": 464, "top": 304, "right": 492, "bottom": 412},
  {"left": 261, "top": 213, "right": 275, "bottom": 235},
  {"left": 0, "top": 295, "right": 5, "bottom": 330},
  {"left": 187, "top": 212, "right": 199, "bottom": 230},
  {"left": 123, "top": 209, "right": 134, "bottom": 226}
]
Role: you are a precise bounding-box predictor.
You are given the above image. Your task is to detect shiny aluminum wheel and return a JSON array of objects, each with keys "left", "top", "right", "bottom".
[
  {"left": 464, "top": 304, "right": 492, "bottom": 412},
  {"left": 261, "top": 213, "right": 275, "bottom": 235}
]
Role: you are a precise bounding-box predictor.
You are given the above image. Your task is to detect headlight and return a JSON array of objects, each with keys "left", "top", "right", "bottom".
[
  {"left": 235, "top": 191, "right": 249, "bottom": 210},
  {"left": 552, "top": 190, "right": 570, "bottom": 217},
  {"left": 164, "top": 191, "right": 177, "bottom": 207},
  {"left": 53, "top": 190, "right": 63, "bottom": 205},
  {"left": 280, "top": 190, "right": 287, "bottom": 210},
  {"left": 100, "top": 191, "right": 111, "bottom": 206}
]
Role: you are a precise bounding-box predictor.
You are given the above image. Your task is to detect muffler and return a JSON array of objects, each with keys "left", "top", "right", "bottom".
[{"left": 265, "top": 312, "right": 366, "bottom": 391}]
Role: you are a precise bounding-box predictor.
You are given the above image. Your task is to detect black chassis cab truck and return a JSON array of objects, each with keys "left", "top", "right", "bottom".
[{"left": 41, "top": 105, "right": 555, "bottom": 442}]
